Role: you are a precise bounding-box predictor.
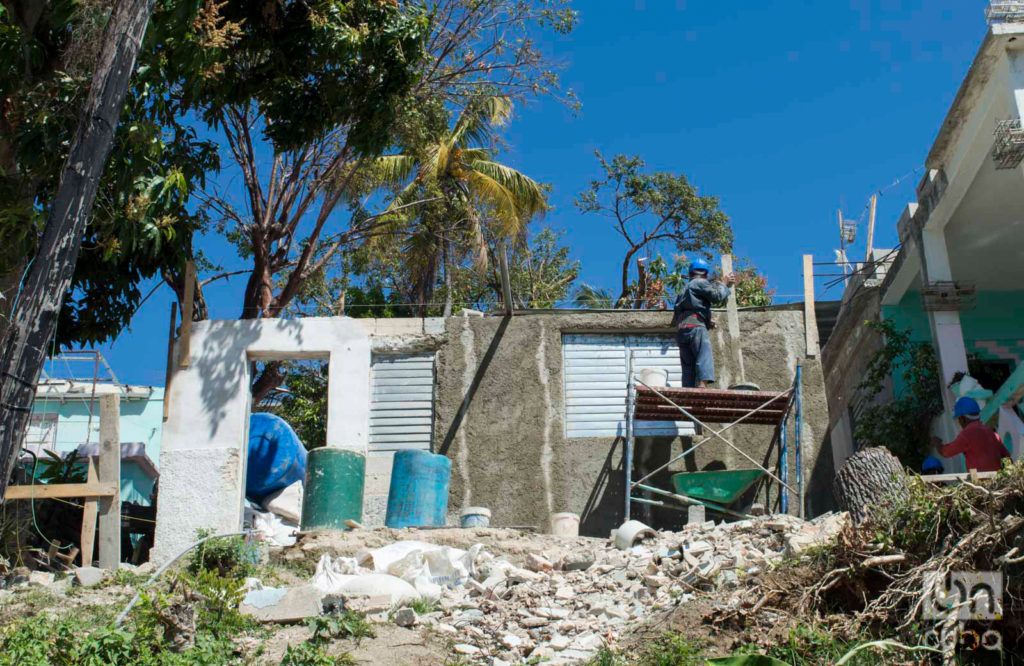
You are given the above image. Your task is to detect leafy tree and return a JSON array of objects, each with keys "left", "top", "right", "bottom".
[
  {"left": 369, "top": 95, "right": 547, "bottom": 315},
  {"left": 576, "top": 152, "right": 733, "bottom": 307},
  {"left": 574, "top": 283, "right": 615, "bottom": 310},
  {"left": 853, "top": 320, "right": 943, "bottom": 469},
  {"left": 258, "top": 362, "right": 329, "bottom": 450}
]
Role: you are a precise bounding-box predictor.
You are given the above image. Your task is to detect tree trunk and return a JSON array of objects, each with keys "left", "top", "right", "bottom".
[
  {"left": 443, "top": 240, "right": 453, "bottom": 317},
  {"left": 0, "top": 0, "right": 157, "bottom": 498},
  {"left": 833, "top": 446, "right": 909, "bottom": 524}
]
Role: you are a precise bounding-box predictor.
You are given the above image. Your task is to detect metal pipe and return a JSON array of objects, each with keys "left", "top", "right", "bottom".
[
  {"left": 795, "top": 365, "right": 804, "bottom": 519},
  {"left": 624, "top": 352, "right": 635, "bottom": 522},
  {"left": 634, "top": 483, "right": 751, "bottom": 520}
]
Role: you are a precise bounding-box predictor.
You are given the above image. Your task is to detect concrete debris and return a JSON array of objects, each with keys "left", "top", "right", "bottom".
[
  {"left": 239, "top": 585, "right": 323, "bottom": 623},
  {"left": 393, "top": 607, "right": 418, "bottom": 627},
  {"left": 73, "top": 566, "right": 107, "bottom": 588},
  {"left": 28, "top": 571, "right": 55, "bottom": 587},
  {"left": 274, "top": 512, "right": 843, "bottom": 663},
  {"left": 612, "top": 520, "right": 656, "bottom": 550}
]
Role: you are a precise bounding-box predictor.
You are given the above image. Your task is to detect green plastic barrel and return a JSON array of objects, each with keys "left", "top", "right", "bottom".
[{"left": 301, "top": 448, "right": 365, "bottom": 531}]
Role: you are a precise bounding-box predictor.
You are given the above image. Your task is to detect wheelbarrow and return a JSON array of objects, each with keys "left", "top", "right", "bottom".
[{"left": 670, "top": 468, "right": 766, "bottom": 515}]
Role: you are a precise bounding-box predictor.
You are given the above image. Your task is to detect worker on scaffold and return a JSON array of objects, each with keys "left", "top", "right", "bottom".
[{"left": 671, "top": 258, "right": 736, "bottom": 388}]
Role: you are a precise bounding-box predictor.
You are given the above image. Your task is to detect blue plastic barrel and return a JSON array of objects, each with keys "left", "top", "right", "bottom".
[
  {"left": 385, "top": 450, "right": 451, "bottom": 528},
  {"left": 246, "top": 413, "right": 308, "bottom": 503}
]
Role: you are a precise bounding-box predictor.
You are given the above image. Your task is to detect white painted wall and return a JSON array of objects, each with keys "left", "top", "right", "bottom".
[{"left": 151, "top": 317, "right": 371, "bottom": 563}]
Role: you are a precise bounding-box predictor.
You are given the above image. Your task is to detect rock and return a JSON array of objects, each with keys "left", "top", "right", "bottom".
[
  {"left": 572, "top": 633, "right": 604, "bottom": 651},
  {"left": 549, "top": 635, "right": 571, "bottom": 651},
  {"left": 561, "top": 553, "right": 596, "bottom": 572},
  {"left": 454, "top": 644, "right": 481, "bottom": 655},
  {"left": 240, "top": 585, "right": 323, "bottom": 623},
  {"left": 28, "top": 571, "right": 55, "bottom": 587},
  {"left": 394, "top": 607, "right": 418, "bottom": 627},
  {"left": 520, "top": 616, "right": 548, "bottom": 628},
  {"left": 73, "top": 567, "right": 106, "bottom": 588},
  {"left": 527, "top": 553, "right": 553, "bottom": 572},
  {"left": 336, "top": 594, "right": 392, "bottom": 614},
  {"left": 554, "top": 586, "right": 574, "bottom": 600},
  {"left": 500, "top": 634, "right": 523, "bottom": 648}
]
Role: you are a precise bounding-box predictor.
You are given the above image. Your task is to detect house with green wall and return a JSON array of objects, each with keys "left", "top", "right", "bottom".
[{"left": 821, "top": 17, "right": 1024, "bottom": 472}]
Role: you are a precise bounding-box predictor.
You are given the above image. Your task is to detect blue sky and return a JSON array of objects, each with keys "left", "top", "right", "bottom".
[{"left": 96, "top": 0, "right": 990, "bottom": 386}]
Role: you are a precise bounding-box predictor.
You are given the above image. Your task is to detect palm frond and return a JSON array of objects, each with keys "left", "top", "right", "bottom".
[
  {"left": 367, "top": 154, "right": 418, "bottom": 188},
  {"left": 451, "top": 96, "right": 514, "bottom": 147},
  {"left": 469, "top": 159, "right": 547, "bottom": 219},
  {"left": 574, "top": 283, "right": 615, "bottom": 309}
]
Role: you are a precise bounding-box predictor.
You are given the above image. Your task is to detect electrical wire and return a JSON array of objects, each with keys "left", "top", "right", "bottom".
[{"left": 21, "top": 449, "right": 74, "bottom": 552}]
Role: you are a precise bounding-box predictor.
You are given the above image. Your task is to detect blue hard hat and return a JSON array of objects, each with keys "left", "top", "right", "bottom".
[
  {"left": 922, "top": 455, "right": 944, "bottom": 473},
  {"left": 689, "top": 258, "right": 711, "bottom": 276},
  {"left": 953, "top": 396, "right": 981, "bottom": 418}
]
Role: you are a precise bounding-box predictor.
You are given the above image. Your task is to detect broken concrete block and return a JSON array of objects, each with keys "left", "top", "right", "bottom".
[
  {"left": 501, "top": 634, "right": 523, "bottom": 649},
  {"left": 561, "top": 553, "right": 596, "bottom": 572},
  {"left": 527, "top": 553, "right": 553, "bottom": 572},
  {"left": 73, "top": 567, "right": 107, "bottom": 588},
  {"left": 613, "top": 520, "right": 656, "bottom": 550},
  {"left": 453, "top": 644, "right": 481, "bottom": 655},
  {"left": 393, "top": 607, "right": 418, "bottom": 627},
  {"left": 240, "top": 585, "right": 323, "bottom": 623},
  {"left": 28, "top": 571, "right": 55, "bottom": 587},
  {"left": 687, "top": 504, "right": 706, "bottom": 524}
]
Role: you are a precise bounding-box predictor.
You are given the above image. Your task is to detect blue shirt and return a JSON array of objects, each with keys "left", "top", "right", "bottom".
[{"left": 672, "top": 277, "right": 731, "bottom": 328}]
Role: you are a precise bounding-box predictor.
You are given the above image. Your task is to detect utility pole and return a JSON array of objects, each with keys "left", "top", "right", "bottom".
[
  {"left": 864, "top": 194, "right": 877, "bottom": 264},
  {"left": 0, "top": 0, "right": 157, "bottom": 498}
]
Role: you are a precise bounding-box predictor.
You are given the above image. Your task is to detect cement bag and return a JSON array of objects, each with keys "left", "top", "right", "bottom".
[
  {"left": 337, "top": 574, "right": 419, "bottom": 605},
  {"left": 261, "top": 480, "right": 303, "bottom": 524},
  {"left": 362, "top": 541, "right": 484, "bottom": 589},
  {"left": 357, "top": 540, "right": 437, "bottom": 571},
  {"left": 311, "top": 554, "right": 360, "bottom": 594}
]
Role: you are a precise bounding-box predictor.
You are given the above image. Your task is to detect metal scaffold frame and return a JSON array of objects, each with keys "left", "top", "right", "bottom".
[{"left": 624, "top": 351, "right": 804, "bottom": 522}]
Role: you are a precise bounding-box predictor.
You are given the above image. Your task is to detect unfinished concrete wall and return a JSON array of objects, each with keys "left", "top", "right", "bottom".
[
  {"left": 433, "top": 309, "right": 832, "bottom": 538},
  {"left": 151, "top": 318, "right": 371, "bottom": 563}
]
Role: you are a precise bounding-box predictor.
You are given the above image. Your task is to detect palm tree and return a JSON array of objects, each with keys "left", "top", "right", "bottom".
[{"left": 370, "top": 96, "right": 547, "bottom": 315}]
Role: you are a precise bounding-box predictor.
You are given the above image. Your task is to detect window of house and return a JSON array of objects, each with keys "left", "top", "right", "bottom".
[
  {"left": 369, "top": 353, "right": 436, "bottom": 451},
  {"left": 562, "top": 334, "right": 695, "bottom": 438}
]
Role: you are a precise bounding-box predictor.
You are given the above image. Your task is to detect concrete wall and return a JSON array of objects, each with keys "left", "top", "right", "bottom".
[
  {"left": 152, "top": 318, "right": 371, "bottom": 563},
  {"left": 433, "top": 309, "right": 832, "bottom": 537}
]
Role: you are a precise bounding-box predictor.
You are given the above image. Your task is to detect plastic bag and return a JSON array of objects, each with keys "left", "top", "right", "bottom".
[
  {"left": 359, "top": 540, "right": 484, "bottom": 590},
  {"left": 311, "top": 554, "right": 361, "bottom": 594},
  {"left": 244, "top": 505, "right": 298, "bottom": 547}
]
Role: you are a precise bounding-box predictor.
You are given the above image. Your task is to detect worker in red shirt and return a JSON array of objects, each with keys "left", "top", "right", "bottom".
[{"left": 931, "top": 397, "right": 1010, "bottom": 473}]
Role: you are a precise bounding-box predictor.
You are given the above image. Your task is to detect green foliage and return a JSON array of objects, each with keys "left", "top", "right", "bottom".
[
  {"left": 281, "top": 642, "right": 354, "bottom": 666},
  {"left": 187, "top": 530, "right": 257, "bottom": 579},
  {"left": 573, "top": 283, "right": 616, "bottom": 309},
  {"left": 271, "top": 362, "right": 329, "bottom": 450},
  {"left": 34, "top": 451, "right": 87, "bottom": 485},
  {"left": 868, "top": 475, "right": 974, "bottom": 557},
  {"left": 576, "top": 153, "right": 733, "bottom": 306},
  {"left": 853, "top": 320, "right": 943, "bottom": 469},
  {"left": 407, "top": 598, "right": 439, "bottom": 615},
  {"left": 758, "top": 624, "right": 870, "bottom": 666},
  {"left": 306, "top": 611, "right": 375, "bottom": 645}
]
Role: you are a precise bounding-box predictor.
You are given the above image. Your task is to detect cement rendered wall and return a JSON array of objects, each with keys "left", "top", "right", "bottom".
[{"left": 433, "top": 309, "right": 832, "bottom": 538}]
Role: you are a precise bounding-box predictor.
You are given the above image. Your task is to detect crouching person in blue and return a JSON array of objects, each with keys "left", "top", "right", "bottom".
[{"left": 671, "top": 259, "right": 736, "bottom": 388}]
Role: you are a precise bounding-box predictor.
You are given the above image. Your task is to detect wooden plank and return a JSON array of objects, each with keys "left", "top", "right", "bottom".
[
  {"left": 163, "top": 301, "right": 176, "bottom": 421},
  {"left": 921, "top": 471, "right": 998, "bottom": 484},
  {"left": 98, "top": 394, "right": 121, "bottom": 570},
  {"left": 4, "top": 482, "right": 118, "bottom": 500},
  {"left": 721, "top": 254, "right": 745, "bottom": 382},
  {"left": 179, "top": 260, "right": 196, "bottom": 368},
  {"left": 80, "top": 456, "right": 99, "bottom": 567},
  {"left": 803, "top": 254, "right": 820, "bottom": 358}
]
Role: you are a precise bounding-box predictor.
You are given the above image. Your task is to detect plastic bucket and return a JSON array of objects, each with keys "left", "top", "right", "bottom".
[
  {"left": 385, "top": 450, "right": 451, "bottom": 528},
  {"left": 636, "top": 367, "right": 669, "bottom": 388},
  {"left": 550, "top": 512, "right": 580, "bottom": 537},
  {"left": 459, "top": 507, "right": 491, "bottom": 528},
  {"left": 300, "top": 448, "right": 365, "bottom": 531}
]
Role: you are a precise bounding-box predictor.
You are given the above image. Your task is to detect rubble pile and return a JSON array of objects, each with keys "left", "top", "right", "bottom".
[{"left": 254, "top": 512, "right": 848, "bottom": 664}]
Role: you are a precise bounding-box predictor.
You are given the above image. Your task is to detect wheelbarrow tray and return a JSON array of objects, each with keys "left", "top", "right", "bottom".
[{"left": 670, "top": 468, "right": 765, "bottom": 505}]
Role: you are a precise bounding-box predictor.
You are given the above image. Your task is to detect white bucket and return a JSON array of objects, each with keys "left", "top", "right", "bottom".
[
  {"left": 549, "top": 512, "right": 580, "bottom": 537},
  {"left": 459, "top": 507, "right": 491, "bottom": 528},
  {"left": 636, "top": 367, "right": 669, "bottom": 388}
]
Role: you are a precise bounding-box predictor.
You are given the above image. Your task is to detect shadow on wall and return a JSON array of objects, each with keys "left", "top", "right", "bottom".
[{"left": 190, "top": 319, "right": 307, "bottom": 439}]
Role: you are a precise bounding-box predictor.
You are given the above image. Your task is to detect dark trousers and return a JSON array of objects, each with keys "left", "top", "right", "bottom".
[{"left": 677, "top": 325, "right": 714, "bottom": 388}]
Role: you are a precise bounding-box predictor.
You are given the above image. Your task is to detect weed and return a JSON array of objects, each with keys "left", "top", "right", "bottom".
[
  {"left": 636, "top": 634, "right": 707, "bottom": 666},
  {"left": 281, "top": 642, "right": 355, "bottom": 666},
  {"left": 408, "top": 597, "right": 439, "bottom": 615},
  {"left": 187, "top": 529, "right": 258, "bottom": 579},
  {"left": 111, "top": 567, "right": 147, "bottom": 587},
  {"left": 306, "top": 611, "right": 375, "bottom": 645}
]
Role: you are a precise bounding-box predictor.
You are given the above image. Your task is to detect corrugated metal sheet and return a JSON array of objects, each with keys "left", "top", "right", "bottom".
[
  {"left": 370, "top": 353, "right": 435, "bottom": 451},
  {"left": 563, "top": 334, "right": 695, "bottom": 438}
]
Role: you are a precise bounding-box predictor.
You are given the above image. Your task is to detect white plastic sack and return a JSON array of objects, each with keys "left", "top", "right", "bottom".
[
  {"left": 337, "top": 573, "right": 419, "bottom": 606},
  {"left": 358, "top": 540, "right": 485, "bottom": 590},
  {"left": 261, "top": 481, "right": 303, "bottom": 524},
  {"left": 311, "top": 554, "right": 361, "bottom": 594},
  {"left": 244, "top": 505, "right": 298, "bottom": 547}
]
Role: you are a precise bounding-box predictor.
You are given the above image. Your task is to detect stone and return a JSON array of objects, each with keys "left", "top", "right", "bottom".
[
  {"left": 687, "top": 504, "right": 706, "bottom": 524},
  {"left": 572, "top": 633, "right": 604, "bottom": 651},
  {"left": 554, "top": 586, "right": 574, "bottom": 600},
  {"left": 520, "top": 616, "right": 548, "bottom": 628},
  {"left": 561, "top": 553, "right": 596, "bottom": 572},
  {"left": 454, "top": 644, "right": 481, "bottom": 655},
  {"left": 28, "top": 571, "right": 55, "bottom": 587},
  {"left": 240, "top": 585, "right": 323, "bottom": 624},
  {"left": 394, "top": 607, "right": 418, "bottom": 627},
  {"left": 527, "top": 553, "right": 553, "bottom": 572},
  {"left": 549, "top": 635, "right": 571, "bottom": 651},
  {"left": 500, "top": 634, "right": 523, "bottom": 648},
  {"left": 73, "top": 567, "right": 107, "bottom": 588}
]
